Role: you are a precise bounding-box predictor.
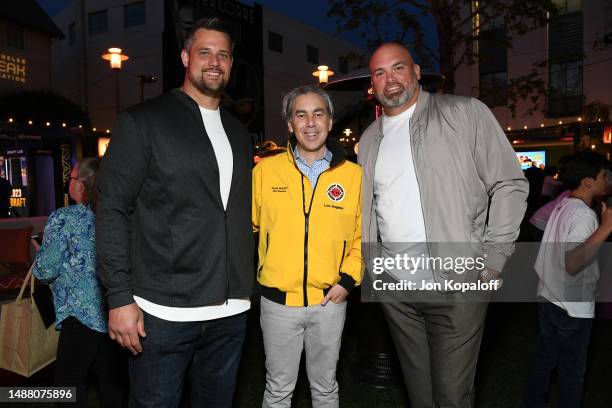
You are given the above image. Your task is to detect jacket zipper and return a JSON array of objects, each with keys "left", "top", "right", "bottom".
[
  {"left": 408, "top": 118, "right": 433, "bottom": 276},
  {"left": 224, "top": 211, "right": 229, "bottom": 304},
  {"left": 301, "top": 175, "right": 319, "bottom": 307}
]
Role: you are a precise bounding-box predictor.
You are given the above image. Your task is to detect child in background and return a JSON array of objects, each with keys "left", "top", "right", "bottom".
[{"left": 522, "top": 151, "right": 611, "bottom": 408}]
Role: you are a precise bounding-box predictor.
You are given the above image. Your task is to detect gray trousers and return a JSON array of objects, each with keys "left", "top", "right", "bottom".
[
  {"left": 260, "top": 296, "right": 347, "bottom": 408},
  {"left": 381, "top": 297, "right": 488, "bottom": 408}
]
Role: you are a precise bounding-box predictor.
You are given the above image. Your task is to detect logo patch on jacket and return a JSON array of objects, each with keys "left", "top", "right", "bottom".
[{"left": 326, "top": 183, "right": 345, "bottom": 202}]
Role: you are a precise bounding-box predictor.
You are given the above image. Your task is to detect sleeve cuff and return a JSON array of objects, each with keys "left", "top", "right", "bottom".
[
  {"left": 338, "top": 273, "right": 356, "bottom": 292},
  {"left": 484, "top": 249, "right": 508, "bottom": 274},
  {"left": 107, "top": 289, "right": 135, "bottom": 309}
]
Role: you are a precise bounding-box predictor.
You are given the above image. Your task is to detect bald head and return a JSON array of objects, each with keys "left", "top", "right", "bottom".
[{"left": 369, "top": 42, "right": 420, "bottom": 115}]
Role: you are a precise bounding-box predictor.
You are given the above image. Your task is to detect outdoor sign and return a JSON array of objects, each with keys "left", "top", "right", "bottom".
[
  {"left": 0, "top": 53, "right": 26, "bottom": 83},
  {"left": 3, "top": 148, "right": 29, "bottom": 216}
]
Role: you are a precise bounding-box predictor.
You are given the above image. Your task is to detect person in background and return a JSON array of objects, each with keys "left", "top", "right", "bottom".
[
  {"left": 522, "top": 151, "right": 611, "bottom": 407},
  {"left": 33, "top": 158, "right": 126, "bottom": 408},
  {"left": 540, "top": 165, "right": 563, "bottom": 205},
  {"left": 525, "top": 162, "right": 545, "bottom": 211}
]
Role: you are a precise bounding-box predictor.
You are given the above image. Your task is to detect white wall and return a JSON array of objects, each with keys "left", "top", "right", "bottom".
[
  {"left": 51, "top": 0, "right": 165, "bottom": 131},
  {"left": 261, "top": 8, "right": 363, "bottom": 143}
]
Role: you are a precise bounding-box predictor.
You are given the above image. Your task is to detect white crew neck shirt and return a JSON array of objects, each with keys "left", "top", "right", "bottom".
[
  {"left": 133, "top": 106, "right": 250, "bottom": 322},
  {"left": 201, "top": 106, "right": 233, "bottom": 209},
  {"left": 374, "top": 104, "right": 426, "bottom": 243},
  {"left": 535, "top": 197, "right": 599, "bottom": 318},
  {"left": 374, "top": 104, "right": 431, "bottom": 283}
]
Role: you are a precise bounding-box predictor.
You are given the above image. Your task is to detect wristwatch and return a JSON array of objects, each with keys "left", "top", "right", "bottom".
[{"left": 479, "top": 269, "right": 503, "bottom": 288}]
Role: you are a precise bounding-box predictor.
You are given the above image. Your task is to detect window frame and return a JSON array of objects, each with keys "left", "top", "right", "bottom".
[
  {"left": 88, "top": 9, "right": 108, "bottom": 36},
  {"left": 124, "top": 2, "right": 146, "bottom": 28}
]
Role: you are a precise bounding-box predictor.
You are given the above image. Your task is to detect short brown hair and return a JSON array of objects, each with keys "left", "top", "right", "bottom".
[{"left": 183, "top": 17, "right": 234, "bottom": 51}]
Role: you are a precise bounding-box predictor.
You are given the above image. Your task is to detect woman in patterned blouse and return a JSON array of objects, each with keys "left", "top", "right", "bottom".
[{"left": 34, "top": 158, "right": 126, "bottom": 407}]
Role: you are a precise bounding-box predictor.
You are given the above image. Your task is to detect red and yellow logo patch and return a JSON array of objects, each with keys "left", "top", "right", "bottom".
[{"left": 326, "top": 183, "right": 345, "bottom": 202}]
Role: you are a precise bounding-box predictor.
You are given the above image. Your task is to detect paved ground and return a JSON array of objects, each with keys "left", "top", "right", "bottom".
[{"left": 2, "top": 296, "right": 611, "bottom": 407}]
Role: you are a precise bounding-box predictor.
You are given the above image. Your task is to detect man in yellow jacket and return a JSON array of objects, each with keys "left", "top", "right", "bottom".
[{"left": 253, "top": 86, "right": 362, "bottom": 408}]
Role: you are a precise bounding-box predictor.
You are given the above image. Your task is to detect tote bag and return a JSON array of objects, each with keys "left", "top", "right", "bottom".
[{"left": 0, "top": 264, "right": 59, "bottom": 377}]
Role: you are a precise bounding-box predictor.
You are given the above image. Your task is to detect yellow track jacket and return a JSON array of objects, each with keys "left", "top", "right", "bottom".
[{"left": 253, "top": 140, "right": 363, "bottom": 306}]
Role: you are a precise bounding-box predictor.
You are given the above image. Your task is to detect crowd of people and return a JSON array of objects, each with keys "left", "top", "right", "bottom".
[{"left": 29, "top": 17, "right": 611, "bottom": 408}]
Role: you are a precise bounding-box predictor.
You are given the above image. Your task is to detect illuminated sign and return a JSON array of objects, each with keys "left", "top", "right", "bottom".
[
  {"left": 196, "top": 0, "right": 255, "bottom": 22},
  {"left": 10, "top": 188, "right": 26, "bottom": 208},
  {"left": 0, "top": 54, "right": 26, "bottom": 83},
  {"left": 604, "top": 125, "right": 612, "bottom": 144}
]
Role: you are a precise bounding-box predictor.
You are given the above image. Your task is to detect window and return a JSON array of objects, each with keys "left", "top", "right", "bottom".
[
  {"left": 124, "top": 2, "right": 146, "bottom": 28},
  {"left": 88, "top": 10, "right": 108, "bottom": 35},
  {"left": 307, "top": 45, "right": 318, "bottom": 64},
  {"left": 479, "top": 71, "right": 507, "bottom": 107},
  {"left": 7, "top": 24, "right": 24, "bottom": 50},
  {"left": 339, "top": 56, "right": 349, "bottom": 74},
  {"left": 268, "top": 31, "right": 283, "bottom": 53},
  {"left": 548, "top": 61, "right": 582, "bottom": 116},
  {"left": 68, "top": 22, "right": 75, "bottom": 45},
  {"left": 553, "top": 0, "right": 581, "bottom": 14},
  {"left": 478, "top": 22, "right": 507, "bottom": 107}
]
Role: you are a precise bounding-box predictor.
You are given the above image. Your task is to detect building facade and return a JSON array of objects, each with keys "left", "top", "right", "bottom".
[
  {"left": 50, "top": 0, "right": 362, "bottom": 143},
  {"left": 454, "top": 0, "right": 612, "bottom": 163}
]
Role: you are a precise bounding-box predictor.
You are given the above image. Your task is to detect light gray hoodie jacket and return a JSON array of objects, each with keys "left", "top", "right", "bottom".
[{"left": 358, "top": 90, "right": 528, "bottom": 284}]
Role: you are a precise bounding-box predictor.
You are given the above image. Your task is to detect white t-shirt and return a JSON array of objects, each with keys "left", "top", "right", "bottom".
[
  {"left": 133, "top": 106, "right": 250, "bottom": 322},
  {"left": 374, "top": 104, "right": 431, "bottom": 282},
  {"left": 201, "top": 106, "right": 233, "bottom": 210},
  {"left": 535, "top": 197, "right": 599, "bottom": 318}
]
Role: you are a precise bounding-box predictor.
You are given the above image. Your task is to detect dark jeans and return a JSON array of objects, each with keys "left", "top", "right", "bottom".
[
  {"left": 522, "top": 302, "right": 593, "bottom": 408},
  {"left": 55, "top": 316, "right": 128, "bottom": 408},
  {"left": 129, "top": 311, "right": 247, "bottom": 408}
]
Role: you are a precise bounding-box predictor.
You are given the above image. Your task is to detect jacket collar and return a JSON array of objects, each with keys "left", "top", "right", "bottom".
[
  {"left": 376, "top": 88, "right": 429, "bottom": 138},
  {"left": 286, "top": 135, "right": 346, "bottom": 168}
]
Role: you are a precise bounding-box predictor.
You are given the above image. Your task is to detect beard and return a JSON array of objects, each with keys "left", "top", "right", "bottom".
[
  {"left": 190, "top": 69, "right": 228, "bottom": 98},
  {"left": 377, "top": 73, "right": 419, "bottom": 108}
]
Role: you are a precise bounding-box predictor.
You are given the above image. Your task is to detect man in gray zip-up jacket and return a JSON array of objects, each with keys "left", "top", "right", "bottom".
[{"left": 358, "top": 42, "right": 528, "bottom": 408}]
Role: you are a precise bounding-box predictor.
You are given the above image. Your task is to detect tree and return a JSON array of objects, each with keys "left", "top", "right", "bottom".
[{"left": 328, "top": 0, "right": 559, "bottom": 115}]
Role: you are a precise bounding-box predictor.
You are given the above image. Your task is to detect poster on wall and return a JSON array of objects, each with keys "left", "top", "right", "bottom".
[{"left": 3, "top": 148, "right": 29, "bottom": 216}]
